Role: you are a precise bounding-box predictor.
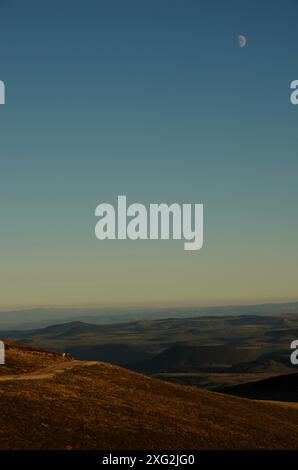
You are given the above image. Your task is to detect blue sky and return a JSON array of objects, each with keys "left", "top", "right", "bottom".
[{"left": 0, "top": 0, "right": 297, "bottom": 308}]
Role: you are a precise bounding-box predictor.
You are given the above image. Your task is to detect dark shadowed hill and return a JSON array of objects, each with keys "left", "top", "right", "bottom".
[
  {"left": 232, "top": 358, "right": 294, "bottom": 374},
  {"left": 218, "top": 372, "right": 298, "bottom": 402},
  {"left": 13, "top": 321, "right": 114, "bottom": 339},
  {"left": 67, "top": 343, "right": 153, "bottom": 365},
  {"left": 1, "top": 340, "right": 298, "bottom": 449},
  {"left": 130, "top": 344, "right": 257, "bottom": 373}
]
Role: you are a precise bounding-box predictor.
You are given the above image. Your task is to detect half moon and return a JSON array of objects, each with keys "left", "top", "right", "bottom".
[{"left": 238, "top": 35, "right": 247, "bottom": 48}]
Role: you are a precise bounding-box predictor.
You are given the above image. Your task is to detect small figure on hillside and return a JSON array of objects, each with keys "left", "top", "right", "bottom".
[{"left": 62, "top": 352, "right": 73, "bottom": 360}]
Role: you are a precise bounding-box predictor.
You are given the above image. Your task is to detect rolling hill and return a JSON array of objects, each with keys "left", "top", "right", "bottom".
[
  {"left": 66, "top": 343, "right": 152, "bottom": 365},
  {"left": 0, "top": 340, "right": 72, "bottom": 376},
  {"left": 2, "top": 316, "right": 297, "bottom": 391},
  {"left": 129, "top": 344, "right": 257, "bottom": 372},
  {"left": 1, "top": 340, "right": 298, "bottom": 449},
  {"left": 218, "top": 372, "right": 298, "bottom": 402}
]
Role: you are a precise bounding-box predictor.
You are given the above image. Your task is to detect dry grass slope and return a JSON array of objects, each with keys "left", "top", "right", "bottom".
[
  {"left": 0, "top": 340, "right": 298, "bottom": 450},
  {"left": 0, "top": 339, "right": 71, "bottom": 376}
]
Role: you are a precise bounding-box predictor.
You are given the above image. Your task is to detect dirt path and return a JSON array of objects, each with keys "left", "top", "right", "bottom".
[{"left": 0, "top": 360, "right": 99, "bottom": 382}]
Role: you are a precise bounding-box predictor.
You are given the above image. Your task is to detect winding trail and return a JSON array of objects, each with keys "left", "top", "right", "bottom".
[{"left": 0, "top": 360, "right": 99, "bottom": 382}]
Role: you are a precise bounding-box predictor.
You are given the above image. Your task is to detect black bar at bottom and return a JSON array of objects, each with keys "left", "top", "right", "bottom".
[{"left": 0, "top": 450, "right": 297, "bottom": 467}]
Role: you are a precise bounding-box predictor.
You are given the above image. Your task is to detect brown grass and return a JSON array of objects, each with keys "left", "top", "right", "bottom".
[
  {"left": 0, "top": 340, "right": 71, "bottom": 376},
  {"left": 0, "top": 341, "right": 298, "bottom": 450}
]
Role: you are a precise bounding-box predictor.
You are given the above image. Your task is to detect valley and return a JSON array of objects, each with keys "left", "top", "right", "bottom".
[{"left": 1, "top": 309, "right": 298, "bottom": 391}]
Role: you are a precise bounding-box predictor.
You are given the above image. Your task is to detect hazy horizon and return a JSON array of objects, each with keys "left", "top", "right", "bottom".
[{"left": 1, "top": 298, "right": 298, "bottom": 314}]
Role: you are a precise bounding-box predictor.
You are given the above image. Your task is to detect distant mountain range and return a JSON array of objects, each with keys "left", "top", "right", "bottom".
[
  {"left": 1, "top": 312, "right": 298, "bottom": 390},
  {"left": 1, "top": 301, "right": 298, "bottom": 329}
]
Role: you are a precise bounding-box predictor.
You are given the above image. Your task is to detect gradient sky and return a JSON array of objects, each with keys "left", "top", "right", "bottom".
[{"left": 0, "top": 0, "right": 297, "bottom": 309}]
